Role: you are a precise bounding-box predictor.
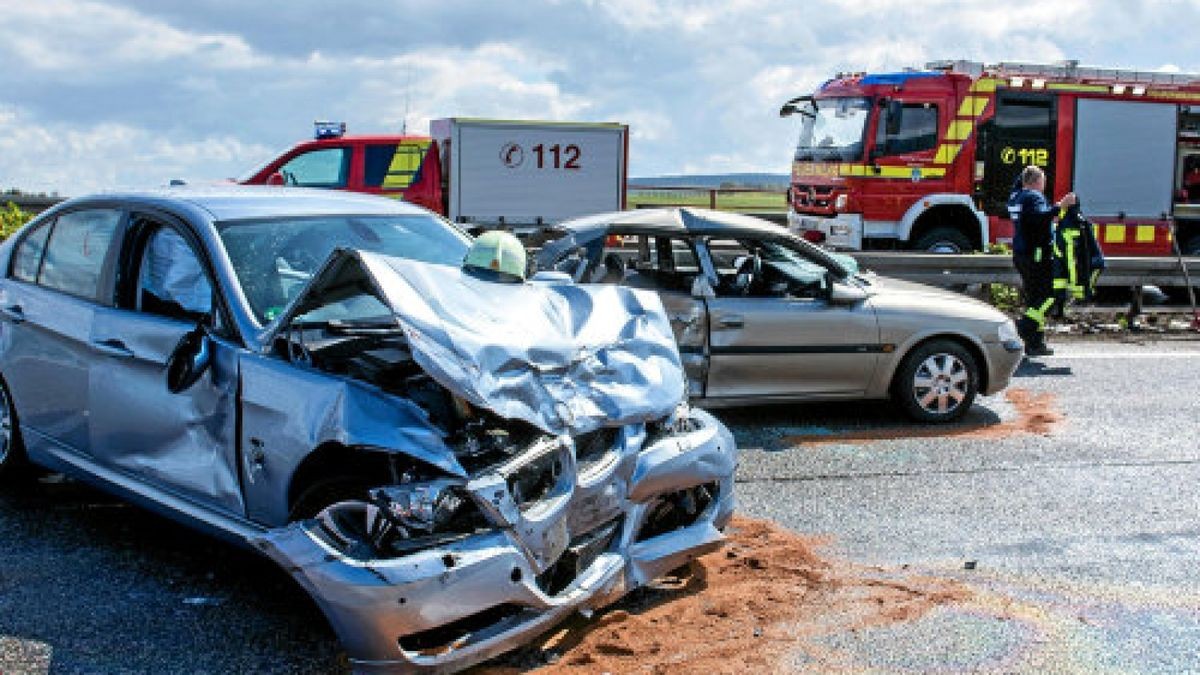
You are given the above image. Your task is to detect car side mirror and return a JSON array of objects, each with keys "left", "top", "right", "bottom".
[
  {"left": 828, "top": 278, "right": 868, "bottom": 305},
  {"left": 166, "top": 322, "right": 213, "bottom": 393},
  {"left": 266, "top": 171, "right": 286, "bottom": 186},
  {"left": 691, "top": 275, "right": 716, "bottom": 298}
]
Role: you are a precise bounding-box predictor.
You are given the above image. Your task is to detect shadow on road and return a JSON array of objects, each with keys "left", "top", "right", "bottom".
[
  {"left": 1014, "top": 359, "right": 1075, "bottom": 378},
  {"left": 0, "top": 477, "right": 347, "bottom": 674}
]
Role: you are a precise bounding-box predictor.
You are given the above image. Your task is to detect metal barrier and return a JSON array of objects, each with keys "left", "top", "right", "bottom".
[
  {"left": 849, "top": 252, "right": 1200, "bottom": 288},
  {"left": 627, "top": 184, "right": 786, "bottom": 213}
]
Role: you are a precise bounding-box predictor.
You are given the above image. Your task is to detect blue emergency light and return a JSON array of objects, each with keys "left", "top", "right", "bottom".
[{"left": 314, "top": 121, "right": 346, "bottom": 139}]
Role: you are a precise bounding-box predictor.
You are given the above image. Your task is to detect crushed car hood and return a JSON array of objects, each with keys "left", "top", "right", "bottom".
[{"left": 271, "top": 249, "right": 686, "bottom": 437}]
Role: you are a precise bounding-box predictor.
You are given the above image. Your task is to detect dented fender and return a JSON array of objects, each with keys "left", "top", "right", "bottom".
[{"left": 251, "top": 406, "right": 736, "bottom": 673}]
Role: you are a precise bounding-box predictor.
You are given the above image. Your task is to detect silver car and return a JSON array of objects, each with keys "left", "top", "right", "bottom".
[
  {"left": 0, "top": 188, "right": 736, "bottom": 672},
  {"left": 535, "top": 208, "right": 1024, "bottom": 422}
]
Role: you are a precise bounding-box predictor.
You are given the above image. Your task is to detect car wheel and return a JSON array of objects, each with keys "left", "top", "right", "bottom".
[
  {"left": 913, "top": 227, "right": 973, "bottom": 253},
  {"left": 289, "top": 478, "right": 371, "bottom": 522},
  {"left": 892, "top": 339, "right": 978, "bottom": 423},
  {"left": 0, "top": 378, "right": 29, "bottom": 481}
]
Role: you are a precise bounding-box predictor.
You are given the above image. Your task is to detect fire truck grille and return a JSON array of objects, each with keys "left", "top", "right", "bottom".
[{"left": 792, "top": 184, "right": 836, "bottom": 209}]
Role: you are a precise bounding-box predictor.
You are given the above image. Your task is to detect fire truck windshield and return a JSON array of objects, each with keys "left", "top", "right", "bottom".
[{"left": 795, "top": 96, "right": 871, "bottom": 162}]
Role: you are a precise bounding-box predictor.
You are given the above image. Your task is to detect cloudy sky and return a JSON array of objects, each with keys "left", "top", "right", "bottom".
[{"left": 1, "top": 0, "right": 1198, "bottom": 195}]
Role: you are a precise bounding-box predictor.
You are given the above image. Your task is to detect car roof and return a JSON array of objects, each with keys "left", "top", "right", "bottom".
[
  {"left": 556, "top": 207, "right": 784, "bottom": 239},
  {"left": 55, "top": 185, "right": 431, "bottom": 222},
  {"left": 542, "top": 207, "right": 850, "bottom": 278}
]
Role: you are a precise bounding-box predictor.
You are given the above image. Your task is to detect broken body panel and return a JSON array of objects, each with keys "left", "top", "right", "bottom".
[
  {"left": 0, "top": 188, "right": 736, "bottom": 675},
  {"left": 244, "top": 250, "right": 736, "bottom": 671}
]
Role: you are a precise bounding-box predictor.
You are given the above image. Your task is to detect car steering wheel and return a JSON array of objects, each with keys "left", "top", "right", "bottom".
[{"left": 732, "top": 254, "right": 762, "bottom": 295}]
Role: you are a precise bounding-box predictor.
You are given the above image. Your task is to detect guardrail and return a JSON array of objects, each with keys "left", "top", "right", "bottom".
[
  {"left": 627, "top": 184, "right": 786, "bottom": 213},
  {"left": 849, "top": 252, "right": 1200, "bottom": 289}
]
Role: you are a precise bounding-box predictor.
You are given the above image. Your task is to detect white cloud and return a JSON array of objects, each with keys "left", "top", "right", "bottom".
[
  {"left": 0, "top": 0, "right": 263, "bottom": 74},
  {"left": 2, "top": 0, "right": 1200, "bottom": 193},
  {"left": 0, "top": 105, "right": 271, "bottom": 194}
]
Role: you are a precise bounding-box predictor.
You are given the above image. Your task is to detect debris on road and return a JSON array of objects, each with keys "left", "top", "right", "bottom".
[
  {"left": 778, "top": 388, "right": 1063, "bottom": 448},
  {"left": 480, "top": 517, "right": 969, "bottom": 673}
]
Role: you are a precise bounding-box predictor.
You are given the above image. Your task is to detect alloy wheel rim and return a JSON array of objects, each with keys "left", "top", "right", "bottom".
[{"left": 912, "top": 353, "right": 969, "bottom": 415}]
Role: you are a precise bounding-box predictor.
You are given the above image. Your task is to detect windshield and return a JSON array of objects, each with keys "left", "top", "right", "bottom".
[
  {"left": 217, "top": 214, "right": 471, "bottom": 323},
  {"left": 758, "top": 240, "right": 834, "bottom": 285},
  {"left": 795, "top": 96, "right": 871, "bottom": 162}
]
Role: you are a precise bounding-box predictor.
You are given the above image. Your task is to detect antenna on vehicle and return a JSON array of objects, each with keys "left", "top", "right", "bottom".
[{"left": 401, "top": 65, "right": 413, "bottom": 135}]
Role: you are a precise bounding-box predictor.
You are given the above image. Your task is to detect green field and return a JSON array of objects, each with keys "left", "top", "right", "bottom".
[{"left": 627, "top": 188, "right": 786, "bottom": 212}]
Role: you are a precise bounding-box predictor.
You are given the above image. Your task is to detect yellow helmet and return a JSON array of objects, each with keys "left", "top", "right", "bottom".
[{"left": 463, "top": 230, "right": 527, "bottom": 282}]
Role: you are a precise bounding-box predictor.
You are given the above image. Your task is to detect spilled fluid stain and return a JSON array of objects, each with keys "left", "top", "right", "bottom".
[{"left": 779, "top": 388, "right": 1063, "bottom": 448}]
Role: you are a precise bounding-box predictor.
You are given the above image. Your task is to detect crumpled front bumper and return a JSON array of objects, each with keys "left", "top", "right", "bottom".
[{"left": 251, "top": 407, "right": 736, "bottom": 673}]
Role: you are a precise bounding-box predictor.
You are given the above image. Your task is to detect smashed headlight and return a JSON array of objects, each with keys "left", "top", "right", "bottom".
[
  {"left": 371, "top": 479, "right": 467, "bottom": 535},
  {"left": 314, "top": 479, "right": 488, "bottom": 559}
]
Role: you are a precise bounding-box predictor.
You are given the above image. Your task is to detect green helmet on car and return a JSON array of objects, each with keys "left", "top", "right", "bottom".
[{"left": 463, "top": 230, "right": 527, "bottom": 282}]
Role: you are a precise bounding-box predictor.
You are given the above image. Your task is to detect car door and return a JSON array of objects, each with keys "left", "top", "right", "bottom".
[
  {"left": 87, "top": 215, "right": 244, "bottom": 515},
  {"left": 699, "top": 237, "right": 880, "bottom": 399},
  {"left": 616, "top": 233, "right": 710, "bottom": 398},
  {"left": 0, "top": 208, "right": 123, "bottom": 456}
]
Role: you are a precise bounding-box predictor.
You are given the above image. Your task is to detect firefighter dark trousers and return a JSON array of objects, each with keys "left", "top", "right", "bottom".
[{"left": 1014, "top": 249, "right": 1054, "bottom": 347}]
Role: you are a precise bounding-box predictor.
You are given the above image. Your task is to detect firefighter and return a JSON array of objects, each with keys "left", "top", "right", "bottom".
[
  {"left": 463, "top": 230, "right": 528, "bottom": 282},
  {"left": 1052, "top": 201, "right": 1105, "bottom": 308},
  {"left": 1007, "top": 166, "right": 1075, "bottom": 356}
]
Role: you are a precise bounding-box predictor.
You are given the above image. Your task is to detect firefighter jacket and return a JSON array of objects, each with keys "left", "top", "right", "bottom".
[
  {"left": 1007, "top": 185, "right": 1057, "bottom": 259},
  {"left": 1052, "top": 204, "right": 1105, "bottom": 302}
]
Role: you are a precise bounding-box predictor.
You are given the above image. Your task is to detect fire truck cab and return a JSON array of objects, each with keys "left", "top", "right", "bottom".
[
  {"left": 240, "top": 122, "right": 443, "bottom": 213},
  {"left": 782, "top": 60, "right": 1200, "bottom": 257}
]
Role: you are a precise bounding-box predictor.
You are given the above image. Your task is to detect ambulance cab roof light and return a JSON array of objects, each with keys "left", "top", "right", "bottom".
[{"left": 314, "top": 121, "right": 346, "bottom": 140}]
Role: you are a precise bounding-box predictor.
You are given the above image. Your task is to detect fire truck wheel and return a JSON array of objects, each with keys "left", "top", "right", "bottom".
[
  {"left": 912, "top": 227, "right": 973, "bottom": 254},
  {"left": 891, "top": 339, "right": 979, "bottom": 423}
]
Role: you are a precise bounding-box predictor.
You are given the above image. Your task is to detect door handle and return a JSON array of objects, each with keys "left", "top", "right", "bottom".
[
  {"left": 717, "top": 315, "right": 744, "bottom": 329},
  {"left": 92, "top": 338, "right": 135, "bottom": 359},
  {"left": 0, "top": 305, "right": 24, "bottom": 324}
]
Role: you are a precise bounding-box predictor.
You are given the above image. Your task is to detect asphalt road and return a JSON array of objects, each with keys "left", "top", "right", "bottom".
[
  {"left": 1, "top": 336, "right": 1198, "bottom": 673},
  {"left": 732, "top": 337, "right": 1200, "bottom": 672}
]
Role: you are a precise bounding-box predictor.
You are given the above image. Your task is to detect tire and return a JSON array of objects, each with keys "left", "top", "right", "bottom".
[
  {"left": 288, "top": 478, "right": 371, "bottom": 522},
  {"left": 891, "top": 339, "right": 979, "bottom": 423},
  {"left": 0, "top": 377, "right": 29, "bottom": 482},
  {"left": 912, "top": 227, "right": 973, "bottom": 253}
]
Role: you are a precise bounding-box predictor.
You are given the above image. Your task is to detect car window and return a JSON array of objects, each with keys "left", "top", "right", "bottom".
[
  {"left": 137, "top": 226, "right": 213, "bottom": 322},
  {"left": 364, "top": 142, "right": 428, "bottom": 189},
  {"left": 278, "top": 147, "right": 351, "bottom": 188},
  {"left": 709, "top": 237, "right": 830, "bottom": 298},
  {"left": 37, "top": 209, "right": 122, "bottom": 301},
  {"left": 11, "top": 219, "right": 53, "bottom": 283},
  {"left": 618, "top": 235, "right": 699, "bottom": 292}
]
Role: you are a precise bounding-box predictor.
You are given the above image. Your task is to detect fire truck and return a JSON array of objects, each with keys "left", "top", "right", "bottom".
[
  {"left": 241, "top": 118, "right": 628, "bottom": 231},
  {"left": 780, "top": 60, "right": 1200, "bottom": 257}
]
